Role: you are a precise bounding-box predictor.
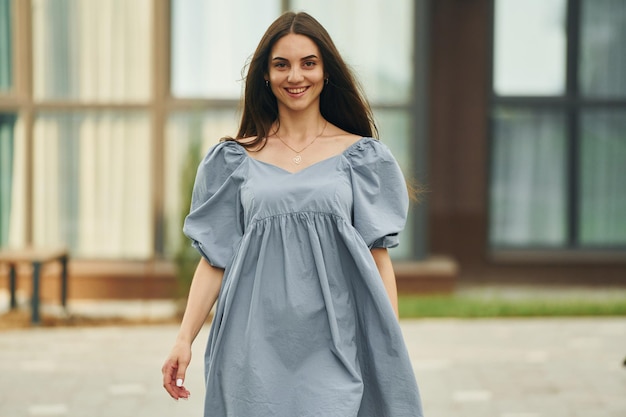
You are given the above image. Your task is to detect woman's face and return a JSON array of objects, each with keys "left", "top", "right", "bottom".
[{"left": 267, "top": 33, "right": 325, "bottom": 115}]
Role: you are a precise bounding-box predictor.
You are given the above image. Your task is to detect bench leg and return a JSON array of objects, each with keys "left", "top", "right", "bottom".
[
  {"left": 9, "top": 264, "right": 17, "bottom": 309},
  {"left": 60, "top": 256, "right": 68, "bottom": 309},
  {"left": 31, "top": 262, "right": 41, "bottom": 325}
]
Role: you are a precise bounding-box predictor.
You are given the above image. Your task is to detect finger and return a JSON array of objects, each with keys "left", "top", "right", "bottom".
[
  {"left": 162, "top": 361, "right": 181, "bottom": 399},
  {"left": 175, "top": 361, "right": 189, "bottom": 389},
  {"left": 173, "top": 362, "right": 190, "bottom": 399},
  {"left": 177, "top": 386, "right": 191, "bottom": 399}
]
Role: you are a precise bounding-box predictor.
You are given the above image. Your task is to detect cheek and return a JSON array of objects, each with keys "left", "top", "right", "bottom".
[
  {"left": 312, "top": 70, "right": 326, "bottom": 84},
  {"left": 270, "top": 82, "right": 287, "bottom": 99}
]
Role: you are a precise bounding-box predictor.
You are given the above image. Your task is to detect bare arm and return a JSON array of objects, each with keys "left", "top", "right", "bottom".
[
  {"left": 370, "top": 248, "right": 399, "bottom": 319},
  {"left": 162, "top": 258, "right": 224, "bottom": 400}
]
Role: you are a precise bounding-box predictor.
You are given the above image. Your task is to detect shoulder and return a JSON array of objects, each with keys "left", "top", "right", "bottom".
[
  {"left": 344, "top": 137, "right": 396, "bottom": 167},
  {"left": 204, "top": 139, "right": 246, "bottom": 162},
  {"left": 198, "top": 140, "right": 247, "bottom": 176},
  {"left": 213, "top": 138, "right": 247, "bottom": 154}
]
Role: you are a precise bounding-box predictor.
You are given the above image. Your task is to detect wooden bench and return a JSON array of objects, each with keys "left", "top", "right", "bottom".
[{"left": 0, "top": 247, "right": 69, "bottom": 325}]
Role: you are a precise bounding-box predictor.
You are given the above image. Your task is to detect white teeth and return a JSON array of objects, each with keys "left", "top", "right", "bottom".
[{"left": 287, "top": 87, "right": 306, "bottom": 94}]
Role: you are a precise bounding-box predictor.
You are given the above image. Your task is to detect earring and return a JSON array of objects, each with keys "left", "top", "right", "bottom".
[
  {"left": 265, "top": 80, "right": 269, "bottom": 87},
  {"left": 325, "top": 78, "right": 329, "bottom": 85}
]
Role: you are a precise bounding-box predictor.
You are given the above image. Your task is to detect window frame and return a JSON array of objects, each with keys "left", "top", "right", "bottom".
[{"left": 487, "top": 0, "right": 626, "bottom": 263}]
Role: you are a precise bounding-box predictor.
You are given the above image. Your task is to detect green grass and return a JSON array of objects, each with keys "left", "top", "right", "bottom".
[{"left": 398, "top": 294, "right": 626, "bottom": 318}]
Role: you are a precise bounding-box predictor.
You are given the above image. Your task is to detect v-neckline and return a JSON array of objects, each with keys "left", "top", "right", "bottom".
[{"left": 242, "top": 137, "right": 368, "bottom": 175}]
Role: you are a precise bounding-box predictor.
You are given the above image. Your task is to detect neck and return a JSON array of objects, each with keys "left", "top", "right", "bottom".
[{"left": 275, "top": 108, "right": 325, "bottom": 143}]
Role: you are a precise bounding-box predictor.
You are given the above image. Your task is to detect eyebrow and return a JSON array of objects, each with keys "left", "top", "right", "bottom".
[{"left": 272, "top": 54, "right": 319, "bottom": 62}]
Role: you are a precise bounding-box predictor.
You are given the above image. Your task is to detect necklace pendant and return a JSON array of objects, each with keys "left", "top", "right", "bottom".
[{"left": 293, "top": 154, "right": 302, "bottom": 164}]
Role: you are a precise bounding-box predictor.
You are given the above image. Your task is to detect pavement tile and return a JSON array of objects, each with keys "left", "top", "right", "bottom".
[{"left": 0, "top": 317, "right": 625, "bottom": 416}]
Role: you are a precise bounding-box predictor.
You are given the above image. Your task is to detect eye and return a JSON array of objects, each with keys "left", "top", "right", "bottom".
[
  {"left": 303, "top": 61, "right": 317, "bottom": 68},
  {"left": 273, "top": 62, "right": 288, "bottom": 69}
]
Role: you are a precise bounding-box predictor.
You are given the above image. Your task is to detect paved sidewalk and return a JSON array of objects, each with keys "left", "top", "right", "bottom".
[{"left": 0, "top": 318, "right": 624, "bottom": 417}]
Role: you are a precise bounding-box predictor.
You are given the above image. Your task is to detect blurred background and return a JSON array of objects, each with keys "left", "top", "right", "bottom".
[{"left": 0, "top": 0, "right": 625, "bottom": 306}]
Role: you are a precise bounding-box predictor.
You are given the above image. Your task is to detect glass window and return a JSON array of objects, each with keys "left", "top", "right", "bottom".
[
  {"left": 490, "top": 0, "right": 626, "bottom": 252},
  {"left": 579, "top": 110, "right": 626, "bottom": 245},
  {"left": 0, "top": 0, "right": 11, "bottom": 92},
  {"left": 580, "top": 0, "right": 626, "bottom": 98},
  {"left": 33, "top": 111, "right": 152, "bottom": 259},
  {"left": 0, "top": 114, "right": 16, "bottom": 246},
  {"left": 31, "top": 0, "right": 152, "bottom": 101},
  {"left": 291, "top": 0, "right": 413, "bottom": 105},
  {"left": 170, "top": 0, "right": 281, "bottom": 99},
  {"left": 490, "top": 108, "right": 567, "bottom": 247},
  {"left": 493, "top": 0, "right": 566, "bottom": 96},
  {"left": 0, "top": 113, "right": 25, "bottom": 248},
  {"left": 164, "top": 109, "right": 239, "bottom": 257}
]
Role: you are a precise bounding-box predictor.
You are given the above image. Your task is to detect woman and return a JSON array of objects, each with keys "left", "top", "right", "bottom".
[{"left": 162, "top": 11, "right": 423, "bottom": 417}]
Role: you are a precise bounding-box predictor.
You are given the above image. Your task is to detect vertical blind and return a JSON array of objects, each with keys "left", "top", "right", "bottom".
[
  {"left": 32, "top": 0, "right": 151, "bottom": 101},
  {"left": 580, "top": 0, "right": 626, "bottom": 98},
  {"left": 580, "top": 111, "right": 626, "bottom": 245},
  {"left": 33, "top": 112, "right": 152, "bottom": 258},
  {"left": 0, "top": 115, "right": 16, "bottom": 246},
  {"left": 490, "top": 108, "right": 567, "bottom": 246}
]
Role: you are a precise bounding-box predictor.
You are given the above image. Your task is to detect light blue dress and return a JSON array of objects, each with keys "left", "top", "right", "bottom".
[{"left": 184, "top": 137, "right": 423, "bottom": 417}]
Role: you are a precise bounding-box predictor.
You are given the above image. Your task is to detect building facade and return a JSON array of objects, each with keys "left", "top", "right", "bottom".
[
  {"left": 0, "top": 0, "right": 624, "bottom": 300},
  {"left": 429, "top": 0, "right": 626, "bottom": 284}
]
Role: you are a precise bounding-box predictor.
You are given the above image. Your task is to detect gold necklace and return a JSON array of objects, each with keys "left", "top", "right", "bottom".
[{"left": 275, "top": 120, "right": 328, "bottom": 164}]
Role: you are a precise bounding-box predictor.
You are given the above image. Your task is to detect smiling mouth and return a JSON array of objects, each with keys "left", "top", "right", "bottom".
[{"left": 286, "top": 87, "right": 308, "bottom": 94}]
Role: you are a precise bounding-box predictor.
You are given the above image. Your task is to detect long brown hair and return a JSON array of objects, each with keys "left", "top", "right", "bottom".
[{"left": 227, "top": 12, "right": 377, "bottom": 147}]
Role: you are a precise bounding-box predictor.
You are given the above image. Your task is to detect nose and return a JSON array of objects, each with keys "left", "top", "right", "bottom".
[{"left": 287, "top": 67, "right": 304, "bottom": 83}]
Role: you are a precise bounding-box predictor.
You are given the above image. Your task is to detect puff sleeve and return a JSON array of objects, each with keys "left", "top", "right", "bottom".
[
  {"left": 183, "top": 141, "right": 246, "bottom": 269},
  {"left": 348, "top": 139, "right": 409, "bottom": 249}
]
